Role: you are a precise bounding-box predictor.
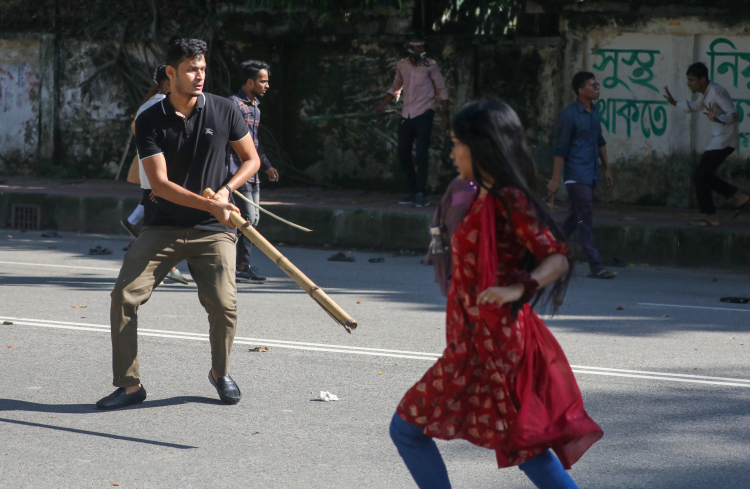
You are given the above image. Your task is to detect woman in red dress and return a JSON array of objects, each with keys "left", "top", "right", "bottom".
[{"left": 390, "top": 100, "right": 603, "bottom": 489}]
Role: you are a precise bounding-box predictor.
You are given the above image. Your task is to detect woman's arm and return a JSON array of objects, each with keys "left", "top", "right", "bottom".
[{"left": 477, "top": 253, "right": 569, "bottom": 307}]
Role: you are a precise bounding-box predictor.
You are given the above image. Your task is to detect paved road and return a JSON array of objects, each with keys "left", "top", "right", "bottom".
[{"left": 1, "top": 231, "right": 749, "bottom": 488}]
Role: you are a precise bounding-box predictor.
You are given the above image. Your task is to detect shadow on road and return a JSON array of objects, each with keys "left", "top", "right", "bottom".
[
  {"left": 0, "top": 417, "right": 197, "bottom": 449},
  {"left": 0, "top": 395, "right": 223, "bottom": 414}
]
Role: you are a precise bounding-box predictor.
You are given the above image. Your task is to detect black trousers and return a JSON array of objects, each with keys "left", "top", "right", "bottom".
[
  {"left": 694, "top": 146, "right": 737, "bottom": 214},
  {"left": 397, "top": 110, "right": 434, "bottom": 194}
]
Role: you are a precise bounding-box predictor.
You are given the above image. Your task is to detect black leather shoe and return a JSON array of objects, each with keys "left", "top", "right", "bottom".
[
  {"left": 208, "top": 370, "right": 241, "bottom": 404},
  {"left": 96, "top": 386, "right": 147, "bottom": 410}
]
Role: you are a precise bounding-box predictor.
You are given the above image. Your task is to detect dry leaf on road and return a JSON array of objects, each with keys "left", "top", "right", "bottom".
[
  {"left": 72, "top": 305, "right": 87, "bottom": 308},
  {"left": 249, "top": 346, "right": 270, "bottom": 352}
]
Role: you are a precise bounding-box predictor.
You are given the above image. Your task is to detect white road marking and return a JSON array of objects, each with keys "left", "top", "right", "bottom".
[
  {"left": 639, "top": 302, "right": 750, "bottom": 313},
  {"left": 0, "top": 260, "right": 120, "bottom": 272},
  {"left": 541, "top": 315, "right": 659, "bottom": 321},
  {"left": 3, "top": 315, "right": 750, "bottom": 388}
]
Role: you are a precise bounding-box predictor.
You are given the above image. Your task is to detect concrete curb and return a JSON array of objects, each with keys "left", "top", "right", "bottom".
[{"left": 1, "top": 191, "right": 748, "bottom": 269}]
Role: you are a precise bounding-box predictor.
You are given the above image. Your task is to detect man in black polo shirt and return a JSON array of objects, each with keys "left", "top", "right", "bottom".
[{"left": 96, "top": 39, "right": 261, "bottom": 410}]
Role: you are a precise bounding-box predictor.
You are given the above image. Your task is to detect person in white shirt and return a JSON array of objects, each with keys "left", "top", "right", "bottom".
[
  {"left": 663, "top": 62, "right": 749, "bottom": 226},
  {"left": 128, "top": 65, "right": 187, "bottom": 285}
]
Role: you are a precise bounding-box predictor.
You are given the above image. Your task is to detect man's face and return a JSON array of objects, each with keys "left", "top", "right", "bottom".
[
  {"left": 686, "top": 75, "right": 707, "bottom": 93},
  {"left": 169, "top": 55, "right": 205, "bottom": 97},
  {"left": 579, "top": 78, "right": 601, "bottom": 101},
  {"left": 248, "top": 69, "right": 270, "bottom": 98},
  {"left": 410, "top": 43, "right": 425, "bottom": 54}
]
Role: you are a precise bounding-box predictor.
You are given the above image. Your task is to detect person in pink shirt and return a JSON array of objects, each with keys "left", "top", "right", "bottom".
[{"left": 375, "top": 33, "right": 450, "bottom": 207}]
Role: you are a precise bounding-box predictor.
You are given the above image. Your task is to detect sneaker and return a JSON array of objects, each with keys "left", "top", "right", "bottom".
[
  {"left": 165, "top": 268, "right": 189, "bottom": 285},
  {"left": 399, "top": 193, "right": 416, "bottom": 205},
  {"left": 236, "top": 267, "right": 268, "bottom": 284},
  {"left": 412, "top": 192, "right": 430, "bottom": 207},
  {"left": 120, "top": 218, "right": 140, "bottom": 239}
]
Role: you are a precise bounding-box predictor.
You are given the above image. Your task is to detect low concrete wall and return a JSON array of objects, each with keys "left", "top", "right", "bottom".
[{"left": 2, "top": 190, "right": 749, "bottom": 269}]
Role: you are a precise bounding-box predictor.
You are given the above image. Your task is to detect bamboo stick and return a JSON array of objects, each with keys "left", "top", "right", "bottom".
[{"left": 203, "top": 188, "right": 357, "bottom": 333}]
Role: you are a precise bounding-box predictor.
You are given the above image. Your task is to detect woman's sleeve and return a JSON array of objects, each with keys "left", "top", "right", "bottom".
[{"left": 498, "top": 188, "right": 570, "bottom": 261}]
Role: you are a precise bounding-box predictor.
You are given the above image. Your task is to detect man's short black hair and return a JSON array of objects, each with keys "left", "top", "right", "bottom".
[
  {"left": 240, "top": 60, "right": 271, "bottom": 83},
  {"left": 686, "top": 62, "right": 709, "bottom": 81},
  {"left": 153, "top": 64, "right": 168, "bottom": 85},
  {"left": 572, "top": 71, "right": 596, "bottom": 95},
  {"left": 166, "top": 39, "right": 208, "bottom": 70}
]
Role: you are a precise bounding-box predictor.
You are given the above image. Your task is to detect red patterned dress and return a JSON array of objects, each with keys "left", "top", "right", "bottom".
[{"left": 397, "top": 186, "right": 602, "bottom": 469}]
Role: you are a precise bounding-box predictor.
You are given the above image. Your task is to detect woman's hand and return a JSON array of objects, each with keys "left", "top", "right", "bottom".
[{"left": 477, "top": 284, "right": 524, "bottom": 307}]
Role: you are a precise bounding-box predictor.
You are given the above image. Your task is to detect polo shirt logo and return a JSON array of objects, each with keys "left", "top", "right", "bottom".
[{"left": 205, "top": 128, "right": 214, "bottom": 135}]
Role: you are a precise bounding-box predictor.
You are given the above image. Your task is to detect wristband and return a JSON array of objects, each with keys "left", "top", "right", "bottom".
[
  {"left": 508, "top": 269, "right": 539, "bottom": 304},
  {"left": 224, "top": 185, "right": 232, "bottom": 195}
]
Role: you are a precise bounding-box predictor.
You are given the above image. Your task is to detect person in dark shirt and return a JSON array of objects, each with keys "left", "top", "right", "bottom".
[
  {"left": 226, "top": 60, "right": 279, "bottom": 284},
  {"left": 548, "top": 71, "right": 616, "bottom": 280},
  {"left": 96, "top": 39, "right": 261, "bottom": 410}
]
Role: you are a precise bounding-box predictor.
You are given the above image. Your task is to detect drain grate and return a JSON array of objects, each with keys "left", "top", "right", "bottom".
[{"left": 11, "top": 204, "right": 41, "bottom": 230}]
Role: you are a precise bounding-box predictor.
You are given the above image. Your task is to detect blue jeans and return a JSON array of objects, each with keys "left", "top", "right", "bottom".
[
  {"left": 389, "top": 413, "right": 579, "bottom": 489},
  {"left": 561, "top": 182, "right": 604, "bottom": 274},
  {"left": 235, "top": 182, "right": 260, "bottom": 268}
]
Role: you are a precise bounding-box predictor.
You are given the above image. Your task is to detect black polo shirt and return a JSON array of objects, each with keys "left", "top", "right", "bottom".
[{"left": 135, "top": 92, "right": 249, "bottom": 231}]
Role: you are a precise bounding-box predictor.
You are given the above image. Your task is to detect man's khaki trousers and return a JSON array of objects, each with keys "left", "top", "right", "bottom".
[{"left": 110, "top": 227, "right": 238, "bottom": 387}]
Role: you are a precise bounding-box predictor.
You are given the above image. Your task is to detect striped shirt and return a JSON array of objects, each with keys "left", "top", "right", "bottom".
[{"left": 226, "top": 90, "right": 272, "bottom": 184}]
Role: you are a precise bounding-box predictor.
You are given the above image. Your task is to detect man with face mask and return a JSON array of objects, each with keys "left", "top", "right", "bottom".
[
  {"left": 375, "top": 32, "right": 450, "bottom": 208},
  {"left": 96, "top": 39, "right": 261, "bottom": 410},
  {"left": 663, "top": 62, "right": 750, "bottom": 226}
]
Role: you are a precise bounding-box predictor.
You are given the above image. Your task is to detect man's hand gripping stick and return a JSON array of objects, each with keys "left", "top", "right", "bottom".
[{"left": 204, "top": 188, "right": 357, "bottom": 333}]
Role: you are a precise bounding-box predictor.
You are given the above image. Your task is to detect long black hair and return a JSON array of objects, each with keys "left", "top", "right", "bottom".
[{"left": 451, "top": 99, "right": 573, "bottom": 315}]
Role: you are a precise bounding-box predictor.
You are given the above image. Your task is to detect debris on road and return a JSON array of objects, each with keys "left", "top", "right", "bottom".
[
  {"left": 368, "top": 258, "right": 385, "bottom": 263},
  {"left": 327, "top": 251, "right": 355, "bottom": 262},
  {"left": 556, "top": 300, "right": 564, "bottom": 306},
  {"left": 41, "top": 231, "right": 61, "bottom": 238},
  {"left": 2, "top": 321, "right": 13, "bottom": 325},
  {"left": 616, "top": 306, "right": 624, "bottom": 310},
  {"left": 72, "top": 305, "right": 87, "bottom": 308},
  {"left": 319, "top": 391, "right": 339, "bottom": 402},
  {"left": 89, "top": 246, "right": 113, "bottom": 255},
  {"left": 720, "top": 297, "right": 750, "bottom": 304},
  {"left": 249, "top": 346, "right": 270, "bottom": 352}
]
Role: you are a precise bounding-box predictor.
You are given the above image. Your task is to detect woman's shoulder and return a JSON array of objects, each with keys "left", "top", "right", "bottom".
[{"left": 492, "top": 186, "right": 530, "bottom": 209}]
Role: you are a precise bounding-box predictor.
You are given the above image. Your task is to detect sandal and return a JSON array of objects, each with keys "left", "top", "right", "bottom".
[
  {"left": 690, "top": 219, "right": 719, "bottom": 227},
  {"left": 587, "top": 269, "right": 616, "bottom": 279},
  {"left": 720, "top": 297, "right": 750, "bottom": 304},
  {"left": 327, "top": 252, "right": 355, "bottom": 262},
  {"left": 89, "top": 245, "right": 113, "bottom": 255}
]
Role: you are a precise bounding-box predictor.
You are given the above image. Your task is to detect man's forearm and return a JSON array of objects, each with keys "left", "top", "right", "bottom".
[
  {"left": 226, "top": 158, "right": 261, "bottom": 190},
  {"left": 377, "top": 93, "right": 396, "bottom": 110},
  {"left": 151, "top": 179, "right": 217, "bottom": 213},
  {"left": 552, "top": 156, "right": 565, "bottom": 180},
  {"left": 599, "top": 146, "right": 610, "bottom": 171}
]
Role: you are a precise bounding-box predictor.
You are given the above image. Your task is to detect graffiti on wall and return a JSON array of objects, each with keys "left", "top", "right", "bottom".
[
  {"left": 591, "top": 46, "right": 668, "bottom": 139},
  {"left": 591, "top": 38, "right": 750, "bottom": 148},
  {"left": 593, "top": 48, "right": 661, "bottom": 92},
  {"left": 707, "top": 38, "right": 750, "bottom": 89}
]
